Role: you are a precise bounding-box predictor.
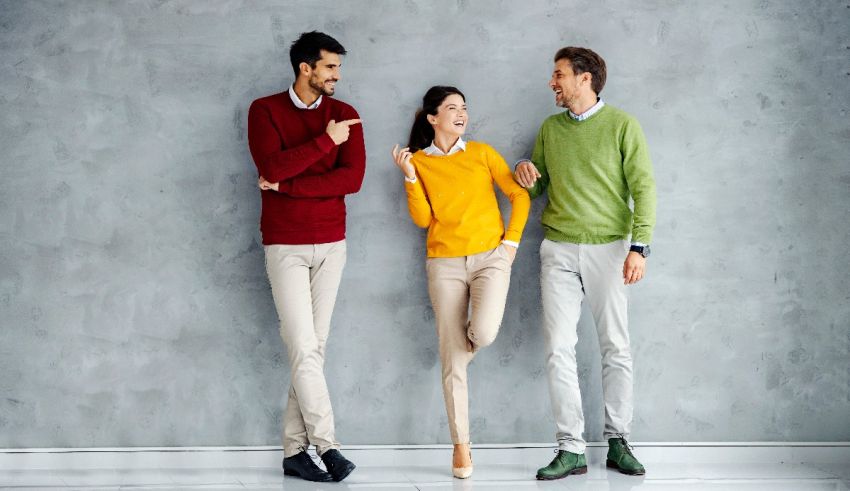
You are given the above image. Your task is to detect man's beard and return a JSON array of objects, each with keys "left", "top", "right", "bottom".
[
  {"left": 309, "top": 76, "right": 336, "bottom": 96},
  {"left": 556, "top": 92, "right": 572, "bottom": 109},
  {"left": 558, "top": 93, "right": 577, "bottom": 110}
]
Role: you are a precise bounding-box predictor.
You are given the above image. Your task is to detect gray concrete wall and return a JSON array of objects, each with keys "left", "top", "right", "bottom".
[{"left": 1, "top": 0, "right": 848, "bottom": 448}]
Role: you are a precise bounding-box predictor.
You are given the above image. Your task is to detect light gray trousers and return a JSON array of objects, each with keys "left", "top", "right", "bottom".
[
  {"left": 540, "top": 239, "right": 634, "bottom": 454},
  {"left": 265, "top": 240, "right": 346, "bottom": 458}
]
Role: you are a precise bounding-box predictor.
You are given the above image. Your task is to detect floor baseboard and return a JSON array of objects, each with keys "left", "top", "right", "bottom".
[{"left": 0, "top": 443, "right": 848, "bottom": 470}]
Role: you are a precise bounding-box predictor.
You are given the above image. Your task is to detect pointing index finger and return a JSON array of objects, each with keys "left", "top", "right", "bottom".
[{"left": 341, "top": 119, "right": 362, "bottom": 126}]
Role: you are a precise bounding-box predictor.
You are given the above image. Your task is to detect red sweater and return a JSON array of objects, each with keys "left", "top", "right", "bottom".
[{"left": 248, "top": 91, "right": 366, "bottom": 245}]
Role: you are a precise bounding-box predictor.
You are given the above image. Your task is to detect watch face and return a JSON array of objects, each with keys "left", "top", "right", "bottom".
[{"left": 631, "top": 245, "right": 650, "bottom": 257}]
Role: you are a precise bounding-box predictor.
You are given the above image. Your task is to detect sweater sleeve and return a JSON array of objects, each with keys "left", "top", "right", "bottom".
[
  {"left": 404, "top": 156, "right": 433, "bottom": 228},
  {"left": 247, "top": 100, "right": 336, "bottom": 183},
  {"left": 526, "top": 124, "right": 551, "bottom": 200},
  {"left": 278, "top": 107, "right": 367, "bottom": 198},
  {"left": 486, "top": 146, "right": 530, "bottom": 243},
  {"left": 622, "top": 118, "right": 657, "bottom": 244}
]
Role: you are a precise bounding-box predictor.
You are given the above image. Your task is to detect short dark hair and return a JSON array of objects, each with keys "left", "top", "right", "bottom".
[
  {"left": 289, "top": 31, "right": 347, "bottom": 77},
  {"left": 554, "top": 47, "right": 607, "bottom": 95}
]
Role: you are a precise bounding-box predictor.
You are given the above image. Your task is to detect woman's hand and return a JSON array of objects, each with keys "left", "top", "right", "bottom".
[
  {"left": 258, "top": 176, "right": 279, "bottom": 192},
  {"left": 391, "top": 144, "right": 416, "bottom": 180}
]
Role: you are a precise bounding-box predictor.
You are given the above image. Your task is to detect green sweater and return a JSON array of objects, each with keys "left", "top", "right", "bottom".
[{"left": 528, "top": 104, "right": 656, "bottom": 244}]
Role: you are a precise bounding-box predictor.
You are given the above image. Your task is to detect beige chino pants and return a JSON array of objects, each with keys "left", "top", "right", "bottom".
[
  {"left": 264, "top": 240, "right": 346, "bottom": 457},
  {"left": 426, "top": 244, "right": 513, "bottom": 444}
]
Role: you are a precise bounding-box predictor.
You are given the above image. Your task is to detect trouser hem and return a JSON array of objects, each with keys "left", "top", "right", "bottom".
[
  {"left": 558, "top": 441, "right": 587, "bottom": 454},
  {"left": 283, "top": 443, "right": 307, "bottom": 458},
  {"left": 317, "top": 443, "right": 342, "bottom": 457}
]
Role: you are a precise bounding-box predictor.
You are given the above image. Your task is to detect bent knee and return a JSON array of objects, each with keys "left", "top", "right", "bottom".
[{"left": 468, "top": 325, "right": 499, "bottom": 348}]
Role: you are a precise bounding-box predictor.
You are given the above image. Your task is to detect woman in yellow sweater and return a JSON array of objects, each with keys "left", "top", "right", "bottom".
[{"left": 391, "top": 86, "right": 530, "bottom": 479}]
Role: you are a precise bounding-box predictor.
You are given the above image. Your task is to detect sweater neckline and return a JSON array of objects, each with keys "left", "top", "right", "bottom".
[
  {"left": 562, "top": 104, "right": 608, "bottom": 124},
  {"left": 418, "top": 140, "right": 475, "bottom": 158},
  {"left": 286, "top": 91, "right": 332, "bottom": 112}
]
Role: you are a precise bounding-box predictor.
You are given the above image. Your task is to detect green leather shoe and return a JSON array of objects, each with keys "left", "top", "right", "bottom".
[
  {"left": 536, "top": 450, "right": 587, "bottom": 480},
  {"left": 606, "top": 438, "right": 645, "bottom": 475}
]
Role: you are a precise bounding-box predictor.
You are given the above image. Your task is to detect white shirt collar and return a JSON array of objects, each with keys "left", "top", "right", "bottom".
[
  {"left": 568, "top": 98, "right": 605, "bottom": 121},
  {"left": 423, "top": 137, "right": 466, "bottom": 156},
  {"left": 288, "top": 84, "right": 322, "bottom": 110}
]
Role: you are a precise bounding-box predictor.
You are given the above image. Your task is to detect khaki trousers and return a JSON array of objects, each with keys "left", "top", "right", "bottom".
[
  {"left": 540, "top": 239, "right": 633, "bottom": 454},
  {"left": 426, "top": 244, "right": 513, "bottom": 444},
  {"left": 264, "top": 240, "right": 346, "bottom": 457}
]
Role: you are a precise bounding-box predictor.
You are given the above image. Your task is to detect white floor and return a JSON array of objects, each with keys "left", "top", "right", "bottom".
[{"left": 1, "top": 444, "right": 848, "bottom": 490}]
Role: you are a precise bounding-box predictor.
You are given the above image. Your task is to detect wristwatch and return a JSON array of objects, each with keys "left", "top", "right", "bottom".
[{"left": 629, "top": 244, "right": 651, "bottom": 258}]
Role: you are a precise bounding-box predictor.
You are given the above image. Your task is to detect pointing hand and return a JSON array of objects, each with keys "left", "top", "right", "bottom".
[{"left": 326, "top": 119, "right": 362, "bottom": 145}]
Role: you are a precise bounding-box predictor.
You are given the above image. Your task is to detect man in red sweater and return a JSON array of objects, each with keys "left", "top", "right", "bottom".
[{"left": 247, "top": 31, "right": 365, "bottom": 483}]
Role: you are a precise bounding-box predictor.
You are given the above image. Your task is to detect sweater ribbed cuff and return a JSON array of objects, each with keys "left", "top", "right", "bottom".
[{"left": 315, "top": 132, "right": 336, "bottom": 153}]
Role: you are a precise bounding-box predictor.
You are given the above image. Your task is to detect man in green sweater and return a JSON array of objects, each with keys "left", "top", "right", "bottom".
[{"left": 515, "top": 47, "right": 656, "bottom": 479}]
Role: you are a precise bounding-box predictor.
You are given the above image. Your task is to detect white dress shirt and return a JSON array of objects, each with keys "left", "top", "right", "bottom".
[
  {"left": 288, "top": 84, "right": 322, "bottom": 110},
  {"left": 568, "top": 98, "right": 605, "bottom": 121}
]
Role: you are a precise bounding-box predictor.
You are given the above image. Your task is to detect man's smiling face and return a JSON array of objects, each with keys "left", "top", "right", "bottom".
[
  {"left": 307, "top": 49, "right": 341, "bottom": 97},
  {"left": 549, "top": 58, "right": 586, "bottom": 109}
]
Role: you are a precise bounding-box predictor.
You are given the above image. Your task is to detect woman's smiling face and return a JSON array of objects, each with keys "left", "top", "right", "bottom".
[{"left": 428, "top": 94, "right": 468, "bottom": 139}]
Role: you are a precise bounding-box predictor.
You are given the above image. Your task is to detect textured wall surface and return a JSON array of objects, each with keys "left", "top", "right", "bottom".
[{"left": 1, "top": 0, "right": 848, "bottom": 448}]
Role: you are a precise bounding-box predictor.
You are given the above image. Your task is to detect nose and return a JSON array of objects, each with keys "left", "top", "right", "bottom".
[{"left": 549, "top": 78, "right": 557, "bottom": 89}]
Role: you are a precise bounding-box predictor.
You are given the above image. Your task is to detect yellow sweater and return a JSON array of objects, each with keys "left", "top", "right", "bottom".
[{"left": 405, "top": 141, "right": 531, "bottom": 258}]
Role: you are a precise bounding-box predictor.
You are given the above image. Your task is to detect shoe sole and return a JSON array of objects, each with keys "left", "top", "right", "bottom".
[
  {"left": 283, "top": 468, "right": 334, "bottom": 482},
  {"left": 536, "top": 465, "right": 587, "bottom": 480},
  {"left": 606, "top": 459, "right": 645, "bottom": 475}
]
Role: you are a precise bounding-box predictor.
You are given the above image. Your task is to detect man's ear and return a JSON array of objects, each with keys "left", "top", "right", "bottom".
[
  {"left": 581, "top": 72, "right": 592, "bottom": 86},
  {"left": 299, "top": 62, "right": 311, "bottom": 76}
]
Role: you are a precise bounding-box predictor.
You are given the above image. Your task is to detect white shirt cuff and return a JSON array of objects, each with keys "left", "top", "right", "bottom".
[
  {"left": 404, "top": 173, "right": 417, "bottom": 184},
  {"left": 501, "top": 240, "right": 519, "bottom": 248}
]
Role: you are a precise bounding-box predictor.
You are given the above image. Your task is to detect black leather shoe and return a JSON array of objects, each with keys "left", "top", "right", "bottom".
[
  {"left": 321, "top": 449, "right": 357, "bottom": 482},
  {"left": 282, "top": 451, "right": 333, "bottom": 482}
]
